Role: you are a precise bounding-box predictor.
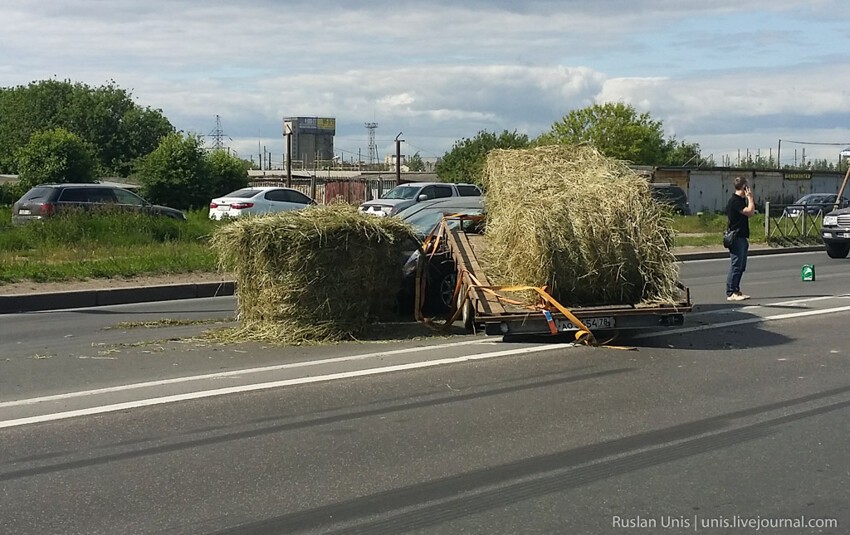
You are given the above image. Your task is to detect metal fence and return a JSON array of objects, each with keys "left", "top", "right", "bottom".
[
  {"left": 248, "top": 177, "right": 398, "bottom": 205},
  {"left": 764, "top": 201, "right": 825, "bottom": 245}
]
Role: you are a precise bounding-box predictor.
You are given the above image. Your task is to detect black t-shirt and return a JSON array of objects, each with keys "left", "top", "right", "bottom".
[{"left": 726, "top": 194, "right": 749, "bottom": 239}]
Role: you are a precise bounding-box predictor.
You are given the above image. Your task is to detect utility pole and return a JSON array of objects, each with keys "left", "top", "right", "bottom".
[
  {"left": 284, "top": 119, "right": 293, "bottom": 187},
  {"left": 365, "top": 122, "right": 378, "bottom": 166},
  {"left": 208, "top": 115, "right": 227, "bottom": 150},
  {"left": 395, "top": 132, "right": 404, "bottom": 186}
]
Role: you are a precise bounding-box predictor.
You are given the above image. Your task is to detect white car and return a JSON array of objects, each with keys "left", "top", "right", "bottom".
[
  {"left": 359, "top": 182, "right": 482, "bottom": 217},
  {"left": 209, "top": 187, "right": 316, "bottom": 220}
]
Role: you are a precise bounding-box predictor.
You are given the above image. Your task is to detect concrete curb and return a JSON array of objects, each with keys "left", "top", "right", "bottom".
[
  {"left": 674, "top": 245, "right": 823, "bottom": 261},
  {"left": 0, "top": 281, "right": 234, "bottom": 314},
  {"left": 0, "top": 246, "right": 826, "bottom": 314}
]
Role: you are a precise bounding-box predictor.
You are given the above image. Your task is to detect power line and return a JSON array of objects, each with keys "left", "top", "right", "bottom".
[{"left": 781, "top": 139, "right": 850, "bottom": 146}]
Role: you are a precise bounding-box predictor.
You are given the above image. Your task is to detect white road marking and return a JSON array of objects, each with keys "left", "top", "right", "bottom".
[
  {"left": 680, "top": 251, "right": 819, "bottom": 263},
  {"left": 632, "top": 304, "right": 850, "bottom": 339},
  {"left": 687, "top": 294, "right": 850, "bottom": 317},
  {"left": 0, "top": 344, "right": 566, "bottom": 429},
  {"left": 0, "top": 338, "right": 492, "bottom": 408}
]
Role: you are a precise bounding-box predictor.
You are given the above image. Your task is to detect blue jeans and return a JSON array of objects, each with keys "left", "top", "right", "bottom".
[{"left": 726, "top": 236, "right": 749, "bottom": 296}]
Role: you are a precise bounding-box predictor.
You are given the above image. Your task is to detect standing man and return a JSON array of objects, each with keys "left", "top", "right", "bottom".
[{"left": 726, "top": 176, "right": 755, "bottom": 301}]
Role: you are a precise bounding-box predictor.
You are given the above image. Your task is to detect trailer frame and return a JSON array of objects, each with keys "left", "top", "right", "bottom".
[{"left": 415, "top": 215, "right": 693, "bottom": 343}]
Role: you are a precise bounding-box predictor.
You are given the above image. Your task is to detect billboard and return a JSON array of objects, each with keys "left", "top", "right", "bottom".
[{"left": 285, "top": 116, "right": 336, "bottom": 134}]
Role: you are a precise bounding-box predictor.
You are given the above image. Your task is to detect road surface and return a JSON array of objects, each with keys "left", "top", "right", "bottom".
[{"left": 1, "top": 252, "right": 848, "bottom": 534}]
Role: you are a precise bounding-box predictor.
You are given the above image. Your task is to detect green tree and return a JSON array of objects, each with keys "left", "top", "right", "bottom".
[
  {"left": 207, "top": 149, "right": 250, "bottom": 197},
  {"left": 663, "top": 138, "right": 705, "bottom": 166},
  {"left": 15, "top": 128, "right": 97, "bottom": 189},
  {"left": 539, "top": 102, "right": 671, "bottom": 165},
  {"left": 407, "top": 151, "right": 426, "bottom": 172},
  {"left": 0, "top": 79, "right": 173, "bottom": 176},
  {"left": 136, "top": 133, "right": 210, "bottom": 210},
  {"left": 436, "top": 130, "right": 530, "bottom": 184},
  {"left": 135, "top": 134, "right": 251, "bottom": 210}
]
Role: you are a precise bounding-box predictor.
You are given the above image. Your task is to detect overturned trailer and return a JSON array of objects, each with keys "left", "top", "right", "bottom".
[{"left": 415, "top": 215, "right": 692, "bottom": 344}]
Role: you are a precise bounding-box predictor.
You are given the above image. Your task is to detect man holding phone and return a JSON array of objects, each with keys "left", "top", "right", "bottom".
[{"left": 726, "top": 176, "right": 756, "bottom": 301}]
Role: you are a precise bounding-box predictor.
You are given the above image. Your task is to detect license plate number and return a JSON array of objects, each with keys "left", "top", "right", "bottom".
[
  {"left": 217, "top": 206, "right": 230, "bottom": 211},
  {"left": 556, "top": 316, "right": 616, "bottom": 331},
  {"left": 18, "top": 209, "right": 31, "bottom": 215}
]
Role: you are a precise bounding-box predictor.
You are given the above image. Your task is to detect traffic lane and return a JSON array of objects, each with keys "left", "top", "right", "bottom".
[
  {"left": 680, "top": 252, "right": 849, "bottom": 307},
  {"left": 0, "top": 296, "right": 236, "bottom": 358},
  {"left": 1, "top": 251, "right": 846, "bottom": 407},
  {"left": 2, "top": 312, "right": 849, "bottom": 534},
  {"left": 0, "top": 326, "right": 494, "bottom": 404}
]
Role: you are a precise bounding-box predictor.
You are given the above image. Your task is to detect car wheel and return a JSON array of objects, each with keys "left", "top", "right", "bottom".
[
  {"left": 438, "top": 271, "right": 457, "bottom": 310},
  {"left": 826, "top": 243, "right": 850, "bottom": 259}
]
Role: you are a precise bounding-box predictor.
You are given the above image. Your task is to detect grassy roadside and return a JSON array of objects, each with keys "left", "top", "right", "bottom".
[
  {"left": 0, "top": 207, "right": 219, "bottom": 283},
  {"left": 0, "top": 207, "right": 812, "bottom": 284}
]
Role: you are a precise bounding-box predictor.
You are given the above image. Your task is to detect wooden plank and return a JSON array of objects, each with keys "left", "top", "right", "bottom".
[{"left": 447, "top": 229, "right": 507, "bottom": 315}]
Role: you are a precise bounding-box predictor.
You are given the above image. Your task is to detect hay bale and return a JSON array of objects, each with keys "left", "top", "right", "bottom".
[
  {"left": 482, "top": 145, "right": 679, "bottom": 306},
  {"left": 211, "top": 203, "right": 416, "bottom": 344}
]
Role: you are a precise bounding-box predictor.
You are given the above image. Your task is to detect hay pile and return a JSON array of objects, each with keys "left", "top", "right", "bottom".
[
  {"left": 483, "top": 145, "right": 679, "bottom": 306},
  {"left": 211, "top": 203, "right": 416, "bottom": 344}
]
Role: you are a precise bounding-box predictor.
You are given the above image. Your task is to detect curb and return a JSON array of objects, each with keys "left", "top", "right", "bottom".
[
  {"left": 674, "top": 245, "right": 824, "bottom": 261},
  {"left": 0, "top": 246, "right": 826, "bottom": 314},
  {"left": 0, "top": 281, "right": 235, "bottom": 314}
]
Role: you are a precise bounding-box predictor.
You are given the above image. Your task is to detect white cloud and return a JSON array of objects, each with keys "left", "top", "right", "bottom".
[{"left": 2, "top": 0, "right": 850, "bottom": 165}]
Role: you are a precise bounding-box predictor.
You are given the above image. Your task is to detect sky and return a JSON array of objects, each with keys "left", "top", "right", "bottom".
[{"left": 3, "top": 0, "right": 850, "bottom": 169}]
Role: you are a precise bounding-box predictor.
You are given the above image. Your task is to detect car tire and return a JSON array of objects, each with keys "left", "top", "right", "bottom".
[
  {"left": 826, "top": 243, "right": 850, "bottom": 259},
  {"left": 425, "top": 269, "right": 456, "bottom": 313}
]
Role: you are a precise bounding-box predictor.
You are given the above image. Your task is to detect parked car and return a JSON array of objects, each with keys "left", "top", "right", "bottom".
[
  {"left": 820, "top": 206, "right": 850, "bottom": 258},
  {"left": 784, "top": 193, "right": 849, "bottom": 218},
  {"left": 209, "top": 186, "right": 316, "bottom": 220},
  {"left": 11, "top": 183, "right": 185, "bottom": 225},
  {"left": 649, "top": 183, "right": 689, "bottom": 215},
  {"left": 359, "top": 182, "right": 482, "bottom": 217},
  {"left": 397, "top": 197, "right": 485, "bottom": 312}
]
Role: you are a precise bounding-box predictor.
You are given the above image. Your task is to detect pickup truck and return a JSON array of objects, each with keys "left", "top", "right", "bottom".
[{"left": 359, "top": 181, "right": 481, "bottom": 217}]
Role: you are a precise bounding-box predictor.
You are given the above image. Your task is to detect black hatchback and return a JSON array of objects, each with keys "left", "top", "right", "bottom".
[{"left": 11, "top": 184, "right": 186, "bottom": 225}]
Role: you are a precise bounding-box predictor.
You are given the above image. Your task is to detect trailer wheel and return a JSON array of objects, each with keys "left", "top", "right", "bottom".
[{"left": 457, "top": 284, "right": 476, "bottom": 332}]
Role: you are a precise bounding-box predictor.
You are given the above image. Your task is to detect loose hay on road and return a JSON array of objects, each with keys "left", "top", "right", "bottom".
[
  {"left": 211, "top": 204, "right": 417, "bottom": 344},
  {"left": 482, "top": 145, "right": 680, "bottom": 307}
]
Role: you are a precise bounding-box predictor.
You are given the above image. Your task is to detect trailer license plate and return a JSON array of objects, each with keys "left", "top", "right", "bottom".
[{"left": 556, "top": 317, "right": 616, "bottom": 331}]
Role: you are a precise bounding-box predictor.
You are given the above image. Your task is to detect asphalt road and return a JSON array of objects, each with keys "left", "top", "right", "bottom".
[{"left": 1, "top": 252, "right": 849, "bottom": 534}]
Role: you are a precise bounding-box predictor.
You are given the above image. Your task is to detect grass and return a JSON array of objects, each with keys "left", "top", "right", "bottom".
[
  {"left": 0, "top": 208, "right": 220, "bottom": 284},
  {"left": 0, "top": 204, "right": 813, "bottom": 286}
]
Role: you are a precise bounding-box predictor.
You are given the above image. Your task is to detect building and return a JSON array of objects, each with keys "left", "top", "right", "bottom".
[{"left": 283, "top": 117, "right": 336, "bottom": 168}]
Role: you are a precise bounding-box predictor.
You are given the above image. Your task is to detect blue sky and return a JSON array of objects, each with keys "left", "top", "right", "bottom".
[{"left": 3, "top": 0, "right": 850, "bottom": 168}]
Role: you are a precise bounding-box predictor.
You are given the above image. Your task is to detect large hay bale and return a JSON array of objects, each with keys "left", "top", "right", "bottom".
[
  {"left": 483, "top": 145, "right": 679, "bottom": 306},
  {"left": 211, "top": 204, "right": 416, "bottom": 344}
]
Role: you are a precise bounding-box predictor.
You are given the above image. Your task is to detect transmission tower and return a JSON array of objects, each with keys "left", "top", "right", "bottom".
[
  {"left": 365, "top": 122, "right": 378, "bottom": 165},
  {"left": 208, "top": 115, "right": 228, "bottom": 150}
]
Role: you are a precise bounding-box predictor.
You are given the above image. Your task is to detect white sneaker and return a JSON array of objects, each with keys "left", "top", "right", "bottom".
[{"left": 726, "top": 292, "right": 750, "bottom": 301}]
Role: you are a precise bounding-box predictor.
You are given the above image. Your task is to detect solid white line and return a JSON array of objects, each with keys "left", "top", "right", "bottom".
[
  {"left": 0, "top": 344, "right": 566, "bottom": 429},
  {"left": 0, "top": 338, "right": 492, "bottom": 408},
  {"left": 687, "top": 294, "right": 850, "bottom": 317},
  {"left": 680, "top": 251, "right": 819, "bottom": 263},
  {"left": 632, "top": 304, "right": 850, "bottom": 339}
]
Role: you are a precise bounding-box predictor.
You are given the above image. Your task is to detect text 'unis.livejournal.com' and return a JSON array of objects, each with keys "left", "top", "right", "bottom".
[{"left": 611, "top": 515, "right": 838, "bottom": 532}]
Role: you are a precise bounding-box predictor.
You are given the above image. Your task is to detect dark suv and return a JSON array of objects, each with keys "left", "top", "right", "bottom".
[
  {"left": 11, "top": 184, "right": 186, "bottom": 225},
  {"left": 650, "top": 183, "right": 689, "bottom": 215}
]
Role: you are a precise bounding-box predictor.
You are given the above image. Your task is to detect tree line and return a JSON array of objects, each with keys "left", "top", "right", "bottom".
[
  {"left": 2, "top": 79, "right": 841, "bottom": 207},
  {"left": 0, "top": 80, "right": 249, "bottom": 209}
]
